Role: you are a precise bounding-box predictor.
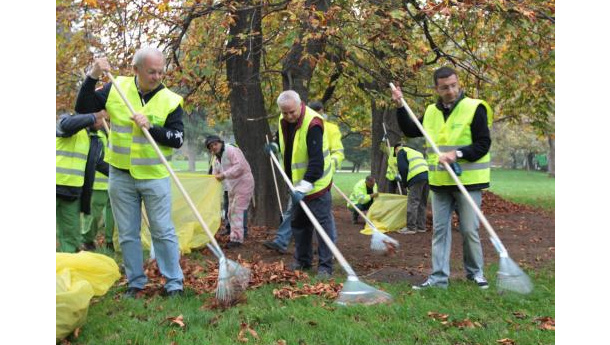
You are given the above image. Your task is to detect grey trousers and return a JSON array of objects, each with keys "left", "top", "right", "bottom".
[{"left": 406, "top": 179, "right": 429, "bottom": 230}]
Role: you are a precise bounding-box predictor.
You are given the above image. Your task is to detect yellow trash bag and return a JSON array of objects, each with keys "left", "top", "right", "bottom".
[
  {"left": 56, "top": 252, "right": 120, "bottom": 341},
  {"left": 56, "top": 269, "right": 95, "bottom": 341},
  {"left": 112, "top": 173, "right": 222, "bottom": 254},
  {"left": 56, "top": 251, "right": 121, "bottom": 296},
  {"left": 360, "top": 193, "right": 408, "bottom": 235}
]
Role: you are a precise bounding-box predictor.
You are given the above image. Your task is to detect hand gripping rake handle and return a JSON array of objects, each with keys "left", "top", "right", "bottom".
[
  {"left": 381, "top": 123, "right": 403, "bottom": 195},
  {"left": 265, "top": 135, "right": 284, "bottom": 216},
  {"left": 331, "top": 183, "right": 380, "bottom": 233},
  {"left": 389, "top": 83, "right": 508, "bottom": 256},
  {"left": 268, "top": 153, "right": 359, "bottom": 278},
  {"left": 105, "top": 72, "right": 225, "bottom": 259}
]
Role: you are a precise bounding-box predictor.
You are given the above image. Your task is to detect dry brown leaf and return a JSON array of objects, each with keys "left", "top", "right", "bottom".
[
  {"left": 497, "top": 339, "right": 516, "bottom": 345},
  {"left": 171, "top": 315, "right": 186, "bottom": 328},
  {"left": 512, "top": 311, "right": 527, "bottom": 319},
  {"left": 73, "top": 327, "right": 81, "bottom": 338},
  {"left": 427, "top": 311, "right": 449, "bottom": 321},
  {"left": 277, "top": 341, "right": 287, "bottom": 345}
]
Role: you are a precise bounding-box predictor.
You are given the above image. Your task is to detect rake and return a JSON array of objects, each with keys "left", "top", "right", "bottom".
[
  {"left": 331, "top": 183, "right": 399, "bottom": 254},
  {"left": 105, "top": 72, "right": 251, "bottom": 303},
  {"left": 389, "top": 83, "right": 533, "bottom": 294},
  {"left": 268, "top": 152, "right": 392, "bottom": 306},
  {"left": 382, "top": 122, "right": 403, "bottom": 195},
  {"left": 265, "top": 135, "right": 284, "bottom": 223}
]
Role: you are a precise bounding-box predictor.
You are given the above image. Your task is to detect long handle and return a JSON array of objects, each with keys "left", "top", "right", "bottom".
[
  {"left": 268, "top": 153, "right": 358, "bottom": 278},
  {"left": 331, "top": 183, "right": 379, "bottom": 233},
  {"left": 389, "top": 83, "right": 506, "bottom": 254},
  {"left": 382, "top": 123, "right": 403, "bottom": 195},
  {"left": 265, "top": 135, "right": 284, "bottom": 216},
  {"left": 105, "top": 72, "right": 225, "bottom": 257}
]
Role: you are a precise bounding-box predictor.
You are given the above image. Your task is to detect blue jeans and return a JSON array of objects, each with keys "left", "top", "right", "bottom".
[
  {"left": 108, "top": 166, "right": 184, "bottom": 292},
  {"left": 291, "top": 191, "right": 337, "bottom": 274},
  {"left": 428, "top": 189, "right": 485, "bottom": 286},
  {"left": 272, "top": 198, "right": 295, "bottom": 251}
]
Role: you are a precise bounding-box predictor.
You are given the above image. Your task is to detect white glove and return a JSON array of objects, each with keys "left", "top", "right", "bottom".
[{"left": 294, "top": 180, "right": 314, "bottom": 194}]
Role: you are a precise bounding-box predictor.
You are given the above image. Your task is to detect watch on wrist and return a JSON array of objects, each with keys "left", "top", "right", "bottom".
[{"left": 456, "top": 150, "right": 463, "bottom": 158}]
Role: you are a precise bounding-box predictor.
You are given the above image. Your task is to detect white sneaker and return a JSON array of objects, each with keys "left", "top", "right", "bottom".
[
  {"left": 469, "top": 276, "right": 489, "bottom": 289},
  {"left": 398, "top": 227, "right": 417, "bottom": 235},
  {"left": 417, "top": 228, "right": 427, "bottom": 233}
]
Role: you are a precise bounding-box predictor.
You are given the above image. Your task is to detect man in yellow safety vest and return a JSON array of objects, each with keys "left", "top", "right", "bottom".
[{"left": 392, "top": 66, "right": 493, "bottom": 290}]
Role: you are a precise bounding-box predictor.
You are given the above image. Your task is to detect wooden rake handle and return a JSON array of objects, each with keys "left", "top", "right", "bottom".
[
  {"left": 105, "top": 72, "right": 225, "bottom": 257},
  {"left": 265, "top": 135, "right": 284, "bottom": 216},
  {"left": 331, "top": 183, "right": 380, "bottom": 233},
  {"left": 381, "top": 123, "right": 403, "bottom": 195}
]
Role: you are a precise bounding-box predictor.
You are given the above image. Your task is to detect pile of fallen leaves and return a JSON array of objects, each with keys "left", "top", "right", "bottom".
[
  {"left": 481, "top": 191, "right": 538, "bottom": 214},
  {"left": 117, "top": 257, "right": 313, "bottom": 299}
]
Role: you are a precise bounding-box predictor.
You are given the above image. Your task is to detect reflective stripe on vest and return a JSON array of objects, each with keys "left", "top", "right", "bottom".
[
  {"left": 93, "top": 132, "right": 109, "bottom": 190},
  {"left": 400, "top": 147, "right": 428, "bottom": 182},
  {"left": 278, "top": 106, "right": 333, "bottom": 195},
  {"left": 423, "top": 97, "right": 493, "bottom": 186},
  {"left": 105, "top": 76, "right": 183, "bottom": 179},
  {"left": 56, "top": 129, "right": 90, "bottom": 187}
]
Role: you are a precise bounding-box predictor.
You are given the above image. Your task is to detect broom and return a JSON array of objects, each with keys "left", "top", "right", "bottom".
[
  {"left": 331, "top": 183, "right": 399, "bottom": 254},
  {"left": 105, "top": 72, "right": 251, "bottom": 303},
  {"left": 268, "top": 152, "right": 392, "bottom": 305},
  {"left": 389, "top": 83, "right": 533, "bottom": 294},
  {"left": 382, "top": 123, "right": 403, "bottom": 195}
]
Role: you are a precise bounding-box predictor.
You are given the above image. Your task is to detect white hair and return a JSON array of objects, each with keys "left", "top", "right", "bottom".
[
  {"left": 276, "top": 90, "right": 301, "bottom": 108},
  {"left": 132, "top": 47, "right": 165, "bottom": 67}
]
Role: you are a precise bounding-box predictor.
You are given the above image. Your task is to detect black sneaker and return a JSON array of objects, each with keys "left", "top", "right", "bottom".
[
  {"left": 263, "top": 240, "right": 287, "bottom": 254},
  {"left": 225, "top": 241, "right": 242, "bottom": 249},
  {"left": 166, "top": 289, "right": 184, "bottom": 298},
  {"left": 123, "top": 287, "right": 143, "bottom": 299}
]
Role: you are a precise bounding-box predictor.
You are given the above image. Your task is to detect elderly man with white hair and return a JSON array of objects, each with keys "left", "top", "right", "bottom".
[
  {"left": 266, "top": 90, "right": 337, "bottom": 279},
  {"left": 75, "top": 46, "right": 185, "bottom": 299}
]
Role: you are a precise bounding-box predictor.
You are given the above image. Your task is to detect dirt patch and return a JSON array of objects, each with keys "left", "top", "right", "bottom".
[{"left": 207, "top": 191, "right": 555, "bottom": 284}]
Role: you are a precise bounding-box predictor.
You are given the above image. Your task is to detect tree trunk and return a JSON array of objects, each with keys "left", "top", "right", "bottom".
[
  {"left": 226, "top": 1, "right": 284, "bottom": 227},
  {"left": 526, "top": 152, "right": 535, "bottom": 171},
  {"left": 281, "top": 0, "right": 330, "bottom": 101},
  {"left": 547, "top": 134, "right": 555, "bottom": 177},
  {"left": 185, "top": 138, "right": 197, "bottom": 172},
  {"left": 370, "top": 97, "right": 392, "bottom": 191}
]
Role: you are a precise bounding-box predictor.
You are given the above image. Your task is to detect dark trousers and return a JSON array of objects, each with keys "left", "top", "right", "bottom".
[
  {"left": 406, "top": 179, "right": 429, "bottom": 230},
  {"left": 352, "top": 200, "right": 373, "bottom": 222},
  {"left": 291, "top": 191, "right": 337, "bottom": 274}
]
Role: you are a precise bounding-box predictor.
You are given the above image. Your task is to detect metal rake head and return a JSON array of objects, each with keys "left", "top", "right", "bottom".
[
  {"left": 336, "top": 276, "right": 393, "bottom": 306},
  {"left": 216, "top": 257, "right": 251, "bottom": 304},
  {"left": 370, "top": 231, "right": 399, "bottom": 254},
  {"left": 497, "top": 256, "right": 533, "bottom": 294}
]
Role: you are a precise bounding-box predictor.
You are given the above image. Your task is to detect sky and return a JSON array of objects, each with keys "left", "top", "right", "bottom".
[{"left": 0, "top": 0, "right": 605, "bottom": 343}]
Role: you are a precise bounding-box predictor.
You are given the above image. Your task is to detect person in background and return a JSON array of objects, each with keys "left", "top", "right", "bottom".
[
  {"left": 206, "top": 135, "right": 254, "bottom": 248},
  {"left": 347, "top": 175, "right": 379, "bottom": 224},
  {"left": 56, "top": 110, "right": 109, "bottom": 253},
  {"left": 394, "top": 143, "right": 429, "bottom": 235}
]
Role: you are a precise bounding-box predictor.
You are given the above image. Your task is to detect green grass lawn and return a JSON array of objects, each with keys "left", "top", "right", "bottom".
[{"left": 63, "top": 168, "right": 555, "bottom": 344}]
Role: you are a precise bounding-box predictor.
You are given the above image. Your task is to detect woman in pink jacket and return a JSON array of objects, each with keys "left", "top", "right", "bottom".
[{"left": 205, "top": 135, "right": 254, "bottom": 248}]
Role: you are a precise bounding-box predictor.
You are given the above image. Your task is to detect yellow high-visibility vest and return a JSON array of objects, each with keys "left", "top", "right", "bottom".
[
  {"left": 423, "top": 97, "right": 493, "bottom": 186},
  {"left": 325, "top": 121, "right": 344, "bottom": 172},
  {"left": 56, "top": 129, "right": 90, "bottom": 187},
  {"left": 348, "top": 179, "right": 378, "bottom": 209},
  {"left": 105, "top": 76, "right": 183, "bottom": 179},
  {"left": 398, "top": 147, "right": 428, "bottom": 182},
  {"left": 278, "top": 106, "right": 333, "bottom": 195}
]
